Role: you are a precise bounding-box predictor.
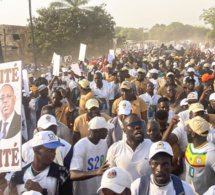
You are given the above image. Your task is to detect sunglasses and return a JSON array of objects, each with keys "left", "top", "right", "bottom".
[{"left": 128, "top": 121, "right": 144, "bottom": 127}]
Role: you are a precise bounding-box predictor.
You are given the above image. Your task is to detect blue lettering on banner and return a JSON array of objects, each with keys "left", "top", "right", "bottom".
[{"left": 87, "top": 155, "right": 104, "bottom": 171}]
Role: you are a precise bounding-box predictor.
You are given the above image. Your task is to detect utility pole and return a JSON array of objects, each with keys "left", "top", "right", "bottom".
[{"left": 28, "top": 0, "right": 37, "bottom": 68}]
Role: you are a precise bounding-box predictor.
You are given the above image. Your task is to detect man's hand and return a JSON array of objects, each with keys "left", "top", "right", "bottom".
[
  {"left": 96, "top": 161, "right": 110, "bottom": 176},
  {"left": 0, "top": 173, "right": 7, "bottom": 193},
  {"left": 24, "top": 179, "right": 43, "bottom": 193},
  {"left": 170, "top": 116, "right": 180, "bottom": 127},
  {"left": 59, "top": 88, "right": 67, "bottom": 98}
]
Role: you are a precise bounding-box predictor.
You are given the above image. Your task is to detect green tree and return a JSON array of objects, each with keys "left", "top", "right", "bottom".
[
  {"left": 200, "top": 6, "right": 215, "bottom": 39},
  {"left": 50, "top": 0, "right": 89, "bottom": 10},
  {"left": 29, "top": 4, "right": 115, "bottom": 62}
]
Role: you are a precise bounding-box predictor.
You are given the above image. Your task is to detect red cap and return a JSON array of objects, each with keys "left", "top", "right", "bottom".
[{"left": 201, "top": 73, "right": 214, "bottom": 82}]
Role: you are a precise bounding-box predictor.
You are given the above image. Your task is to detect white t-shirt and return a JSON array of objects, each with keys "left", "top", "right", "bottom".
[
  {"left": 139, "top": 93, "right": 161, "bottom": 121},
  {"left": 22, "top": 137, "right": 72, "bottom": 165},
  {"left": 70, "top": 138, "right": 108, "bottom": 195},
  {"left": 129, "top": 69, "right": 137, "bottom": 78},
  {"left": 16, "top": 166, "right": 57, "bottom": 195},
  {"left": 91, "top": 80, "right": 114, "bottom": 116},
  {"left": 131, "top": 174, "right": 195, "bottom": 195},
  {"left": 177, "top": 110, "right": 189, "bottom": 127},
  {"left": 107, "top": 139, "right": 152, "bottom": 182}
]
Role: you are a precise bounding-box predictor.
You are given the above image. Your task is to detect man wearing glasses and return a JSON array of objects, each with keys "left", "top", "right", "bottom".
[
  {"left": 107, "top": 113, "right": 152, "bottom": 182},
  {"left": 0, "top": 84, "right": 21, "bottom": 139}
]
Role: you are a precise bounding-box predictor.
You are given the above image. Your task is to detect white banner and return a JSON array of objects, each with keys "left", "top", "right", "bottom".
[
  {"left": 78, "top": 43, "right": 87, "bottom": 62},
  {"left": 22, "top": 69, "right": 30, "bottom": 97},
  {"left": 53, "top": 53, "right": 61, "bottom": 76},
  {"left": 109, "top": 49, "right": 115, "bottom": 58},
  {"left": 0, "top": 61, "right": 22, "bottom": 172}
]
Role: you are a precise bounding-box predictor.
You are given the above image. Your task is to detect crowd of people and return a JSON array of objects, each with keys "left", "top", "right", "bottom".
[{"left": 1, "top": 42, "right": 215, "bottom": 194}]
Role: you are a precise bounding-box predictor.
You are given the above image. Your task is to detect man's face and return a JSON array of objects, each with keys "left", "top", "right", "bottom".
[
  {"left": 149, "top": 154, "right": 172, "bottom": 186},
  {"left": 94, "top": 74, "right": 103, "bottom": 86},
  {"left": 166, "top": 86, "right": 176, "bottom": 98},
  {"left": 166, "top": 75, "right": 175, "bottom": 85},
  {"left": 146, "top": 83, "right": 154, "bottom": 94},
  {"left": 51, "top": 92, "right": 61, "bottom": 107},
  {"left": 155, "top": 118, "right": 168, "bottom": 132},
  {"left": 0, "top": 85, "right": 16, "bottom": 120},
  {"left": 124, "top": 116, "right": 144, "bottom": 144},
  {"left": 87, "top": 107, "right": 100, "bottom": 119},
  {"left": 41, "top": 87, "right": 48, "bottom": 97},
  {"left": 137, "top": 72, "right": 144, "bottom": 81},
  {"left": 158, "top": 102, "right": 169, "bottom": 112},
  {"left": 101, "top": 188, "right": 130, "bottom": 195},
  {"left": 146, "top": 123, "right": 161, "bottom": 142},
  {"left": 186, "top": 81, "right": 195, "bottom": 91},
  {"left": 121, "top": 88, "right": 132, "bottom": 100},
  {"left": 35, "top": 146, "right": 56, "bottom": 165},
  {"left": 210, "top": 100, "right": 215, "bottom": 110}
]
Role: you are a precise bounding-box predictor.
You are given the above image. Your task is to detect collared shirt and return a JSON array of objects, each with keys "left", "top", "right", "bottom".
[
  {"left": 107, "top": 139, "right": 152, "bottom": 181},
  {"left": 157, "top": 84, "right": 183, "bottom": 97},
  {"left": 91, "top": 80, "right": 114, "bottom": 116},
  {"left": 53, "top": 103, "right": 70, "bottom": 126},
  {"left": 73, "top": 113, "right": 111, "bottom": 138},
  {"left": 1, "top": 111, "right": 15, "bottom": 137},
  {"left": 112, "top": 96, "right": 147, "bottom": 118}
]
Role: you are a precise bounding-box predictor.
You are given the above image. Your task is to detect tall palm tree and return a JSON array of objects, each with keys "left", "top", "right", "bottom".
[{"left": 50, "top": 0, "right": 89, "bottom": 10}]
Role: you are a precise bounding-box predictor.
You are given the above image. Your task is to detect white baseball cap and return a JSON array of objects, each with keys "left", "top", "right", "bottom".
[
  {"left": 88, "top": 116, "right": 114, "bottom": 130},
  {"left": 149, "top": 69, "right": 158, "bottom": 74},
  {"left": 185, "top": 63, "right": 191, "bottom": 68},
  {"left": 180, "top": 98, "right": 188, "bottom": 106},
  {"left": 187, "top": 91, "right": 198, "bottom": 100},
  {"left": 22, "top": 191, "right": 42, "bottom": 195},
  {"left": 212, "top": 62, "right": 215, "bottom": 67},
  {"left": 209, "top": 93, "right": 215, "bottom": 101},
  {"left": 187, "top": 68, "right": 195, "bottom": 73},
  {"left": 97, "top": 167, "right": 131, "bottom": 194},
  {"left": 62, "top": 67, "right": 68, "bottom": 72},
  {"left": 38, "top": 84, "right": 47, "bottom": 92},
  {"left": 173, "top": 62, "right": 177, "bottom": 68},
  {"left": 118, "top": 100, "right": 131, "bottom": 115},
  {"left": 149, "top": 141, "right": 173, "bottom": 159},
  {"left": 32, "top": 131, "right": 63, "bottom": 148},
  {"left": 37, "top": 114, "right": 58, "bottom": 129}
]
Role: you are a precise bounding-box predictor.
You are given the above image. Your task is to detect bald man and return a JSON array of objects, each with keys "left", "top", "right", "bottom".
[{"left": 0, "top": 84, "right": 21, "bottom": 139}]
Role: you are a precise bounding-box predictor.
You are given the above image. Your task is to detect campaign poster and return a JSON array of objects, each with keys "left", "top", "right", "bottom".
[
  {"left": 53, "top": 53, "right": 61, "bottom": 76},
  {"left": 0, "top": 61, "right": 22, "bottom": 172},
  {"left": 78, "top": 44, "right": 86, "bottom": 62}
]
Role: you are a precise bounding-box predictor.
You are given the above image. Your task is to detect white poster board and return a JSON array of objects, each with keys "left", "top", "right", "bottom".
[
  {"left": 78, "top": 44, "right": 86, "bottom": 62},
  {"left": 70, "top": 63, "right": 82, "bottom": 82},
  {"left": 0, "top": 61, "right": 22, "bottom": 172},
  {"left": 109, "top": 49, "right": 115, "bottom": 58},
  {"left": 22, "top": 69, "right": 30, "bottom": 97},
  {"left": 53, "top": 53, "right": 61, "bottom": 76}
]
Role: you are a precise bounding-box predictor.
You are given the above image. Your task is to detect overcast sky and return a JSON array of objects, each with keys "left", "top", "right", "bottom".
[{"left": 0, "top": 0, "right": 214, "bottom": 29}]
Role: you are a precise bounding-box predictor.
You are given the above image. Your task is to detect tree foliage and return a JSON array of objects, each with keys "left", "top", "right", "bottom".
[
  {"left": 115, "top": 22, "right": 209, "bottom": 43},
  {"left": 29, "top": 4, "right": 115, "bottom": 62},
  {"left": 200, "top": 6, "right": 215, "bottom": 40}
]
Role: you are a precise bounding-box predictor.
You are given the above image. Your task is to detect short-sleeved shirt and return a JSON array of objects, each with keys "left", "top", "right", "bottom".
[
  {"left": 79, "top": 91, "right": 95, "bottom": 115},
  {"left": 131, "top": 78, "right": 150, "bottom": 95},
  {"left": 107, "top": 139, "right": 152, "bottom": 182},
  {"left": 125, "top": 75, "right": 135, "bottom": 82},
  {"left": 185, "top": 142, "right": 215, "bottom": 194},
  {"left": 112, "top": 96, "right": 147, "bottom": 118},
  {"left": 53, "top": 103, "right": 70, "bottom": 126},
  {"left": 73, "top": 113, "right": 111, "bottom": 138},
  {"left": 70, "top": 137, "right": 108, "bottom": 195},
  {"left": 91, "top": 80, "right": 114, "bottom": 116},
  {"left": 131, "top": 174, "right": 195, "bottom": 195}
]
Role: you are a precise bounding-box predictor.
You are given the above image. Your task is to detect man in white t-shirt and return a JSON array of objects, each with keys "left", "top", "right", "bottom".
[
  {"left": 107, "top": 113, "right": 152, "bottom": 182},
  {"left": 10, "top": 131, "right": 72, "bottom": 195},
  {"left": 91, "top": 72, "right": 114, "bottom": 116},
  {"left": 131, "top": 141, "right": 195, "bottom": 195},
  {"left": 22, "top": 114, "right": 73, "bottom": 169},
  {"left": 139, "top": 82, "right": 161, "bottom": 121},
  {"left": 70, "top": 117, "right": 114, "bottom": 195}
]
